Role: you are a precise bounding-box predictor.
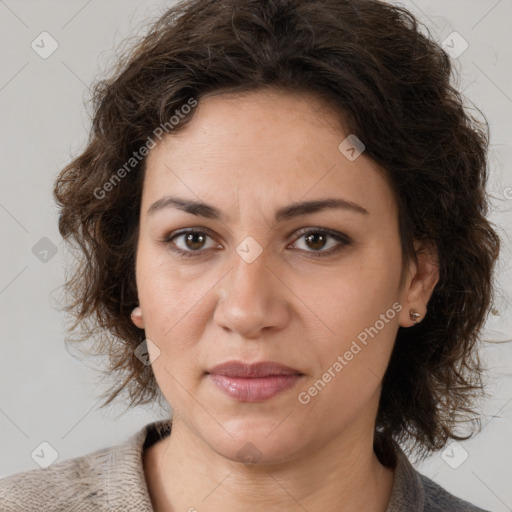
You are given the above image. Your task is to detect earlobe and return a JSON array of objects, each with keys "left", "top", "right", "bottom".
[
  {"left": 399, "top": 241, "right": 440, "bottom": 328},
  {"left": 131, "top": 306, "right": 145, "bottom": 329}
]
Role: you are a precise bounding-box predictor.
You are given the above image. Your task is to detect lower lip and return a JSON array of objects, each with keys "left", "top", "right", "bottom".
[{"left": 208, "top": 374, "right": 303, "bottom": 402}]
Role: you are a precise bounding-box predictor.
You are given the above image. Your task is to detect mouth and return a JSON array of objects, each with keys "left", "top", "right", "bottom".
[{"left": 206, "top": 360, "right": 305, "bottom": 402}]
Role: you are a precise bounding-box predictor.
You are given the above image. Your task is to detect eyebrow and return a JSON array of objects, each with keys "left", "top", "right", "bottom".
[{"left": 147, "top": 196, "right": 369, "bottom": 221}]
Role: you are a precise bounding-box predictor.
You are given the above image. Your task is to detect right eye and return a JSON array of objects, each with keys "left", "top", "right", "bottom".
[{"left": 163, "top": 229, "right": 221, "bottom": 258}]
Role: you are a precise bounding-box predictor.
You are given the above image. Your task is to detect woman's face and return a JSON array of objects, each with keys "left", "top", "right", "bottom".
[{"left": 134, "top": 88, "right": 421, "bottom": 464}]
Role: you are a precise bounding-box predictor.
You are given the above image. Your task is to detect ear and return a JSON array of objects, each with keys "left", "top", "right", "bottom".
[
  {"left": 398, "top": 240, "right": 439, "bottom": 328},
  {"left": 131, "top": 306, "right": 145, "bottom": 329}
]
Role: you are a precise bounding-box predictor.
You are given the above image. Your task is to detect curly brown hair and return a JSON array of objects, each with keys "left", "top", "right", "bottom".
[{"left": 53, "top": 0, "right": 501, "bottom": 459}]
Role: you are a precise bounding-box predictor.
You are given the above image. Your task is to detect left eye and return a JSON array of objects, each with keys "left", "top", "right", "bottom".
[
  {"left": 163, "top": 228, "right": 350, "bottom": 258},
  {"left": 290, "top": 229, "right": 350, "bottom": 255}
]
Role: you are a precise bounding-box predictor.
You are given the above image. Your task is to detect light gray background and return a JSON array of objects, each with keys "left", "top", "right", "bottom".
[{"left": 1, "top": 0, "right": 511, "bottom": 510}]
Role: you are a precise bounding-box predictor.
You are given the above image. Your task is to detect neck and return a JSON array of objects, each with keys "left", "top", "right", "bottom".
[{"left": 144, "top": 416, "right": 395, "bottom": 512}]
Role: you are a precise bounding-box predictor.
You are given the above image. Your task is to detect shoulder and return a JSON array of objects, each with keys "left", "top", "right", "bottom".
[
  {"left": 0, "top": 444, "right": 117, "bottom": 511},
  {"left": 419, "top": 473, "right": 492, "bottom": 512},
  {"left": 385, "top": 441, "right": 492, "bottom": 512},
  {"left": 0, "top": 419, "right": 171, "bottom": 512}
]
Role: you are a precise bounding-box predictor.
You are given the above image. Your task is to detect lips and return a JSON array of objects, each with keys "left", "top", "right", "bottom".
[
  {"left": 206, "top": 360, "right": 304, "bottom": 402},
  {"left": 208, "top": 360, "right": 303, "bottom": 378}
]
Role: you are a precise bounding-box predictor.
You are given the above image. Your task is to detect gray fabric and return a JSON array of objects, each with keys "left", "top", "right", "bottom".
[{"left": 0, "top": 419, "right": 491, "bottom": 511}]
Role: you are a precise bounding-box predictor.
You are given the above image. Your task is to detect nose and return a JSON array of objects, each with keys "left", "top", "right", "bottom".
[{"left": 213, "top": 246, "right": 290, "bottom": 339}]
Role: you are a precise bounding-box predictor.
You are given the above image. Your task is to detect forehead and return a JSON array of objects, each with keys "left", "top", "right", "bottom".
[{"left": 141, "top": 89, "right": 396, "bottom": 221}]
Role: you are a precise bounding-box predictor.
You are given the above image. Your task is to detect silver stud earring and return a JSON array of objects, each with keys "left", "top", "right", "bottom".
[{"left": 409, "top": 309, "right": 421, "bottom": 324}]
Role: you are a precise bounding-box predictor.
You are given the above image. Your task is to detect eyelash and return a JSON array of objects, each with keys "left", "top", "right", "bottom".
[{"left": 162, "top": 227, "right": 351, "bottom": 259}]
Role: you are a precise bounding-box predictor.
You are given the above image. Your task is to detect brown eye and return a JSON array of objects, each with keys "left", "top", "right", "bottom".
[
  {"left": 304, "top": 232, "right": 328, "bottom": 251},
  {"left": 182, "top": 232, "right": 207, "bottom": 251},
  {"left": 290, "top": 229, "right": 351, "bottom": 257},
  {"left": 164, "top": 229, "right": 219, "bottom": 257}
]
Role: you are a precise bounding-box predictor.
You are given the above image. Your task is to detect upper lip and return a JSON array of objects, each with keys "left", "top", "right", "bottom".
[{"left": 207, "top": 360, "right": 303, "bottom": 378}]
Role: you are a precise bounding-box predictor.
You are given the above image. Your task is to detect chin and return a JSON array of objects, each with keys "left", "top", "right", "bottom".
[{"left": 201, "top": 417, "right": 306, "bottom": 466}]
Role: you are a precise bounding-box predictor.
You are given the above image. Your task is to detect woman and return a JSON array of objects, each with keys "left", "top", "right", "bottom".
[{"left": 0, "top": 0, "right": 500, "bottom": 510}]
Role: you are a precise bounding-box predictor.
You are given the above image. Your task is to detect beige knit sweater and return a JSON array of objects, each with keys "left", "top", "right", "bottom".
[{"left": 0, "top": 419, "right": 490, "bottom": 511}]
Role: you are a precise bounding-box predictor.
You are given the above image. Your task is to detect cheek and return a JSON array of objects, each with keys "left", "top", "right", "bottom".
[
  {"left": 136, "top": 244, "right": 212, "bottom": 340},
  {"left": 135, "top": 265, "right": 204, "bottom": 412},
  {"left": 296, "top": 240, "right": 402, "bottom": 344},
  {"left": 137, "top": 255, "right": 207, "bottom": 407},
  {"left": 295, "top": 309, "right": 398, "bottom": 429},
  {"left": 292, "top": 244, "right": 401, "bottom": 403}
]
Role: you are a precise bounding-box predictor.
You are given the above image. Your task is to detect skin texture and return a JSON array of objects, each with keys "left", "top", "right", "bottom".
[{"left": 131, "top": 88, "right": 439, "bottom": 512}]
